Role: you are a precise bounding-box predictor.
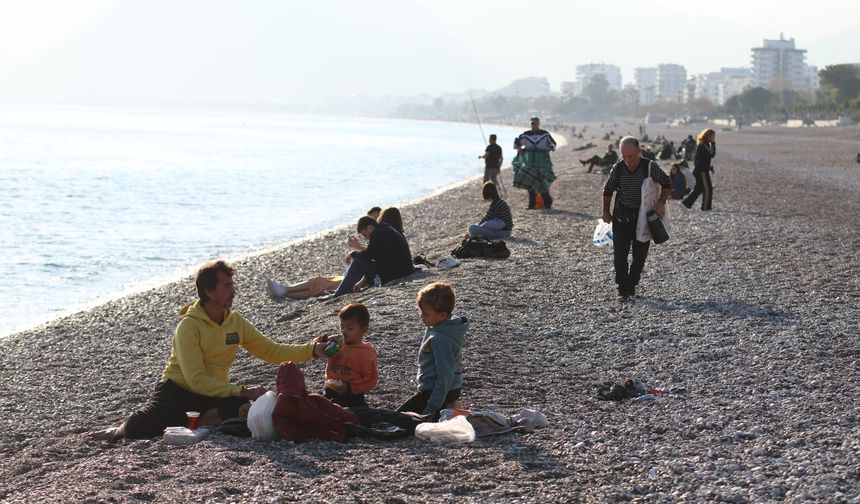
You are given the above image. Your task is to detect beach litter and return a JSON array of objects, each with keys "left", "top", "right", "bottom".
[{"left": 597, "top": 376, "right": 686, "bottom": 402}]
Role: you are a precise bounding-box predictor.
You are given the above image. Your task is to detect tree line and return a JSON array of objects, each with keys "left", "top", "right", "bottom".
[{"left": 395, "top": 64, "right": 860, "bottom": 124}]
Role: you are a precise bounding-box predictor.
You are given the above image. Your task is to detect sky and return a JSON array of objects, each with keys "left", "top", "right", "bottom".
[{"left": 0, "top": 0, "right": 858, "bottom": 106}]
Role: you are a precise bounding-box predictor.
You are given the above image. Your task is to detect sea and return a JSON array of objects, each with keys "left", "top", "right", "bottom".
[{"left": 0, "top": 104, "right": 525, "bottom": 337}]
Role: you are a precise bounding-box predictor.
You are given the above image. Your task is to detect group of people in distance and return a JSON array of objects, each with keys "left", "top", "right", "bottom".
[
  {"left": 92, "top": 260, "right": 467, "bottom": 441},
  {"left": 91, "top": 119, "right": 720, "bottom": 441}
]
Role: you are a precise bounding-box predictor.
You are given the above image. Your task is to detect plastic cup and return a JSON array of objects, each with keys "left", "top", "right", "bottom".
[{"left": 186, "top": 411, "right": 200, "bottom": 430}]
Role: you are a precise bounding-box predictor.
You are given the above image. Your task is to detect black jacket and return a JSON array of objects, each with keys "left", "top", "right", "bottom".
[
  {"left": 694, "top": 142, "right": 715, "bottom": 173},
  {"left": 354, "top": 222, "right": 414, "bottom": 283}
]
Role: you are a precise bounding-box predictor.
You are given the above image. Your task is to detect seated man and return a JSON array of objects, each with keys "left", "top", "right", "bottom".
[
  {"left": 91, "top": 260, "right": 328, "bottom": 441},
  {"left": 580, "top": 144, "right": 619, "bottom": 173},
  {"left": 334, "top": 216, "right": 414, "bottom": 297}
]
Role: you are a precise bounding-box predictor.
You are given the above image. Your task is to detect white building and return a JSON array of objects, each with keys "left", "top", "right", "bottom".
[
  {"left": 573, "top": 64, "right": 622, "bottom": 95},
  {"left": 634, "top": 67, "right": 657, "bottom": 105},
  {"left": 560, "top": 81, "right": 577, "bottom": 97},
  {"left": 691, "top": 68, "right": 752, "bottom": 105},
  {"left": 751, "top": 35, "right": 808, "bottom": 91},
  {"left": 655, "top": 64, "right": 687, "bottom": 102},
  {"left": 804, "top": 65, "right": 820, "bottom": 91}
]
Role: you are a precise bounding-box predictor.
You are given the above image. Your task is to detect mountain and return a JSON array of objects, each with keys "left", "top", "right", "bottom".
[{"left": 807, "top": 26, "right": 860, "bottom": 67}]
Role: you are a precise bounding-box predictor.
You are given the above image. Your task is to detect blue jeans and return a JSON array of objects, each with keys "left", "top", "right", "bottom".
[
  {"left": 334, "top": 255, "right": 378, "bottom": 297},
  {"left": 467, "top": 218, "right": 512, "bottom": 240}
]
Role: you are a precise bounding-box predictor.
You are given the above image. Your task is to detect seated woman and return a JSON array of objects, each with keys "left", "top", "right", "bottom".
[
  {"left": 266, "top": 276, "right": 344, "bottom": 300},
  {"left": 669, "top": 163, "right": 690, "bottom": 199},
  {"left": 348, "top": 207, "right": 404, "bottom": 251},
  {"left": 467, "top": 182, "right": 513, "bottom": 240}
]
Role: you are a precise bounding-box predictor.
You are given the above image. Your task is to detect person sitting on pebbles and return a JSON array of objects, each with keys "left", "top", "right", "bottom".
[
  {"left": 466, "top": 181, "right": 513, "bottom": 240},
  {"left": 91, "top": 260, "right": 329, "bottom": 441},
  {"left": 333, "top": 215, "right": 414, "bottom": 297}
]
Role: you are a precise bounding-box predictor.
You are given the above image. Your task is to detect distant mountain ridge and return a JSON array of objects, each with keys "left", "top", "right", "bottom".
[{"left": 807, "top": 26, "right": 860, "bottom": 67}]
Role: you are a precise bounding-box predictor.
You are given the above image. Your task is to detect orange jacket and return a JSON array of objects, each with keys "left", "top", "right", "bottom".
[{"left": 325, "top": 341, "right": 378, "bottom": 394}]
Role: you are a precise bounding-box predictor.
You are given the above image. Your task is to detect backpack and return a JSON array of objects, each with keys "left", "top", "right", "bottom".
[{"left": 451, "top": 237, "right": 511, "bottom": 259}]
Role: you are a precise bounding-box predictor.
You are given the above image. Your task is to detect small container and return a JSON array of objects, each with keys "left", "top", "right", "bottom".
[
  {"left": 373, "top": 274, "right": 382, "bottom": 287},
  {"left": 186, "top": 411, "right": 200, "bottom": 430},
  {"left": 324, "top": 333, "right": 344, "bottom": 357}
]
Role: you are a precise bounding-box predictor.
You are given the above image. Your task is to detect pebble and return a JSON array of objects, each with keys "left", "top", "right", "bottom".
[{"left": 1, "top": 125, "right": 859, "bottom": 501}]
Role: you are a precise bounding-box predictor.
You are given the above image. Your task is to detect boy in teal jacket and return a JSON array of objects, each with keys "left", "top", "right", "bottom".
[{"left": 397, "top": 282, "right": 468, "bottom": 420}]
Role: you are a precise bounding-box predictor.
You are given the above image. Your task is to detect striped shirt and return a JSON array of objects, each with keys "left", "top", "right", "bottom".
[
  {"left": 603, "top": 158, "right": 671, "bottom": 209},
  {"left": 480, "top": 198, "right": 513, "bottom": 230}
]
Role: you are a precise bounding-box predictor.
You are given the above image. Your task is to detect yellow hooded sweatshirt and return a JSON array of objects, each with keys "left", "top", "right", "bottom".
[{"left": 160, "top": 300, "right": 315, "bottom": 398}]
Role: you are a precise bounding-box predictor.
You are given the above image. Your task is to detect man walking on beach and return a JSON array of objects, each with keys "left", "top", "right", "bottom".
[
  {"left": 602, "top": 136, "right": 672, "bottom": 298},
  {"left": 333, "top": 216, "right": 414, "bottom": 297},
  {"left": 92, "top": 260, "right": 329, "bottom": 441},
  {"left": 513, "top": 117, "right": 557, "bottom": 209},
  {"left": 480, "top": 134, "right": 503, "bottom": 187}
]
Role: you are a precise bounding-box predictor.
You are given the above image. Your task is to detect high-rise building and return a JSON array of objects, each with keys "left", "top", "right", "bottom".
[
  {"left": 751, "top": 34, "right": 808, "bottom": 90},
  {"left": 634, "top": 67, "right": 657, "bottom": 105},
  {"left": 573, "top": 64, "right": 622, "bottom": 95},
  {"left": 655, "top": 64, "right": 687, "bottom": 102}
]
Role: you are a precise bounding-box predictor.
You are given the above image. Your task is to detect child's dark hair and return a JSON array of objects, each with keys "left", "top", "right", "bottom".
[
  {"left": 482, "top": 181, "right": 500, "bottom": 201},
  {"left": 417, "top": 282, "right": 455, "bottom": 316},
  {"left": 339, "top": 303, "right": 370, "bottom": 326},
  {"left": 367, "top": 206, "right": 382, "bottom": 216}
]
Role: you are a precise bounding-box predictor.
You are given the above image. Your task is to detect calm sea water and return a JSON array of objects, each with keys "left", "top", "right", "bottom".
[{"left": 0, "top": 104, "right": 523, "bottom": 337}]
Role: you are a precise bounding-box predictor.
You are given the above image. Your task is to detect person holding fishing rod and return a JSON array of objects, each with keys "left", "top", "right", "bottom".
[
  {"left": 479, "top": 134, "right": 503, "bottom": 187},
  {"left": 513, "top": 117, "right": 557, "bottom": 209}
]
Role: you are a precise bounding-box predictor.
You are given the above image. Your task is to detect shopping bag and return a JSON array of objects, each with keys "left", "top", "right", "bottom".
[
  {"left": 592, "top": 220, "right": 613, "bottom": 250},
  {"left": 247, "top": 391, "right": 280, "bottom": 441},
  {"left": 414, "top": 415, "right": 475, "bottom": 445}
]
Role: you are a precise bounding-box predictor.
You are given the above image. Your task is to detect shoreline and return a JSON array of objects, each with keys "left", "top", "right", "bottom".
[
  {"left": 3, "top": 125, "right": 856, "bottom": 501},
  {"left": 1, "top": 127, "right": 566, "bottom": 340}
]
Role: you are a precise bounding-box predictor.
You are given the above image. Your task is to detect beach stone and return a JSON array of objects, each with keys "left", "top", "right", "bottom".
[{"left": 2, "top": 124, "right": 860, "bottom": 502}]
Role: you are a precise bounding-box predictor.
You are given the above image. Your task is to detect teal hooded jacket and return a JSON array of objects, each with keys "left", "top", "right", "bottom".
[{"left": 416, "top": 316, "right": 469, "bottom": 414}]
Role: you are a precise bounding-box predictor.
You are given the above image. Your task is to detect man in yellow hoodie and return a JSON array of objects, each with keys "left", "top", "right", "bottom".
[{"left": 92, "top": 260, "right": 328, "bottom": 440}]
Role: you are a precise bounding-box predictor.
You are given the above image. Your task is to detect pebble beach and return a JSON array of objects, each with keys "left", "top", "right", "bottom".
[{"left": 1, "top": 124, "right": 859, "bottom": 502}]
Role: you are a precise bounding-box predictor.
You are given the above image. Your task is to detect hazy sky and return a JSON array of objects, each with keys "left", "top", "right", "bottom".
[{"left": 1, "top": 0, "right": 858, "bottom": 106}]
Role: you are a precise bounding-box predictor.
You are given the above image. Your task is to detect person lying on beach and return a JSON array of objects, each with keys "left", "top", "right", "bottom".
[
  {"left": 397, "top": 282, "right": 468, "bottom": 421},
  {"left": 266, "top": 275, "right": 344, "bottom": 300},
  {"left": 333, "top": 215, "right": 414, "bottom": 297},
  {"left": 322, "top": 303, "right": 378, "bottom": 408},
  {"left": 348, "top": 207, "right": 404, "bottom": 251},
  {"left": 580, "top": 144, "right": 619, "bottom": 173},
  {"left": 90, "top": 260, "right": 329, "bottom": 441},
  {"left": 466, "top": 182, "right": 513, "bottom": 240}
]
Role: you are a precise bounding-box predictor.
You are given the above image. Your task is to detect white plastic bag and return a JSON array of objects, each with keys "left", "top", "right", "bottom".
[
  {"left": 414, "top": 415, "right": 475, "bottom": 445},
  {"left": 592, "top": 220, "right": 613, "bottom": 250},
  {"left": 247, "top": 391, "right": 280, "bottom": 441}
]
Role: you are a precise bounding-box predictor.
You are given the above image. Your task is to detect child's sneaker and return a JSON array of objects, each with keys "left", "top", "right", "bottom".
[{"left": 265, "top": 279, "right": 288, "bottom": 298}]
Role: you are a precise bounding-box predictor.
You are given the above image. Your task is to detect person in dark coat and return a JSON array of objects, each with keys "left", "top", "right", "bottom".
[
  {"left": 334, "top": 216, "right": 414, "bottom": 296},
  {"left": 682, "top": 128, "right": 716, "bottom": 211}
]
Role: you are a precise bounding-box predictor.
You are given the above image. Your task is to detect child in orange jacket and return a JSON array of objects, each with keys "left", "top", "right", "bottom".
[{"left": 323, "top": 303, "right": 378, "bottom": 407}]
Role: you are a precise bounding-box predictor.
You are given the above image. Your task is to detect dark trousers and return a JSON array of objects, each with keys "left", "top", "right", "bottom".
[
  {"left": 527, "top": 189, "right": 553, "bottom": 209},
  {"left": 682, "top": 170, "right": 713, "bottom": 210},
  {"left": 334, "top": 255, "right": 378, "bottom": 297},
  {"left": 612, "top": 211, "right": 650, "bottom": 291},
  {"left": 324, "top": 387, "right": 368, "bottom": 408},
  {"left": 124, "top": 379, "right": 248, "bottom": 439},
  {"left": 396, "top": 388, "right": 461, "bottom": 421}
]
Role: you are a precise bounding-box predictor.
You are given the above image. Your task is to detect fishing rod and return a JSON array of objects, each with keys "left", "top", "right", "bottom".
[{"left": 465, "top": 82, "right": 507, "bottom": 196}]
